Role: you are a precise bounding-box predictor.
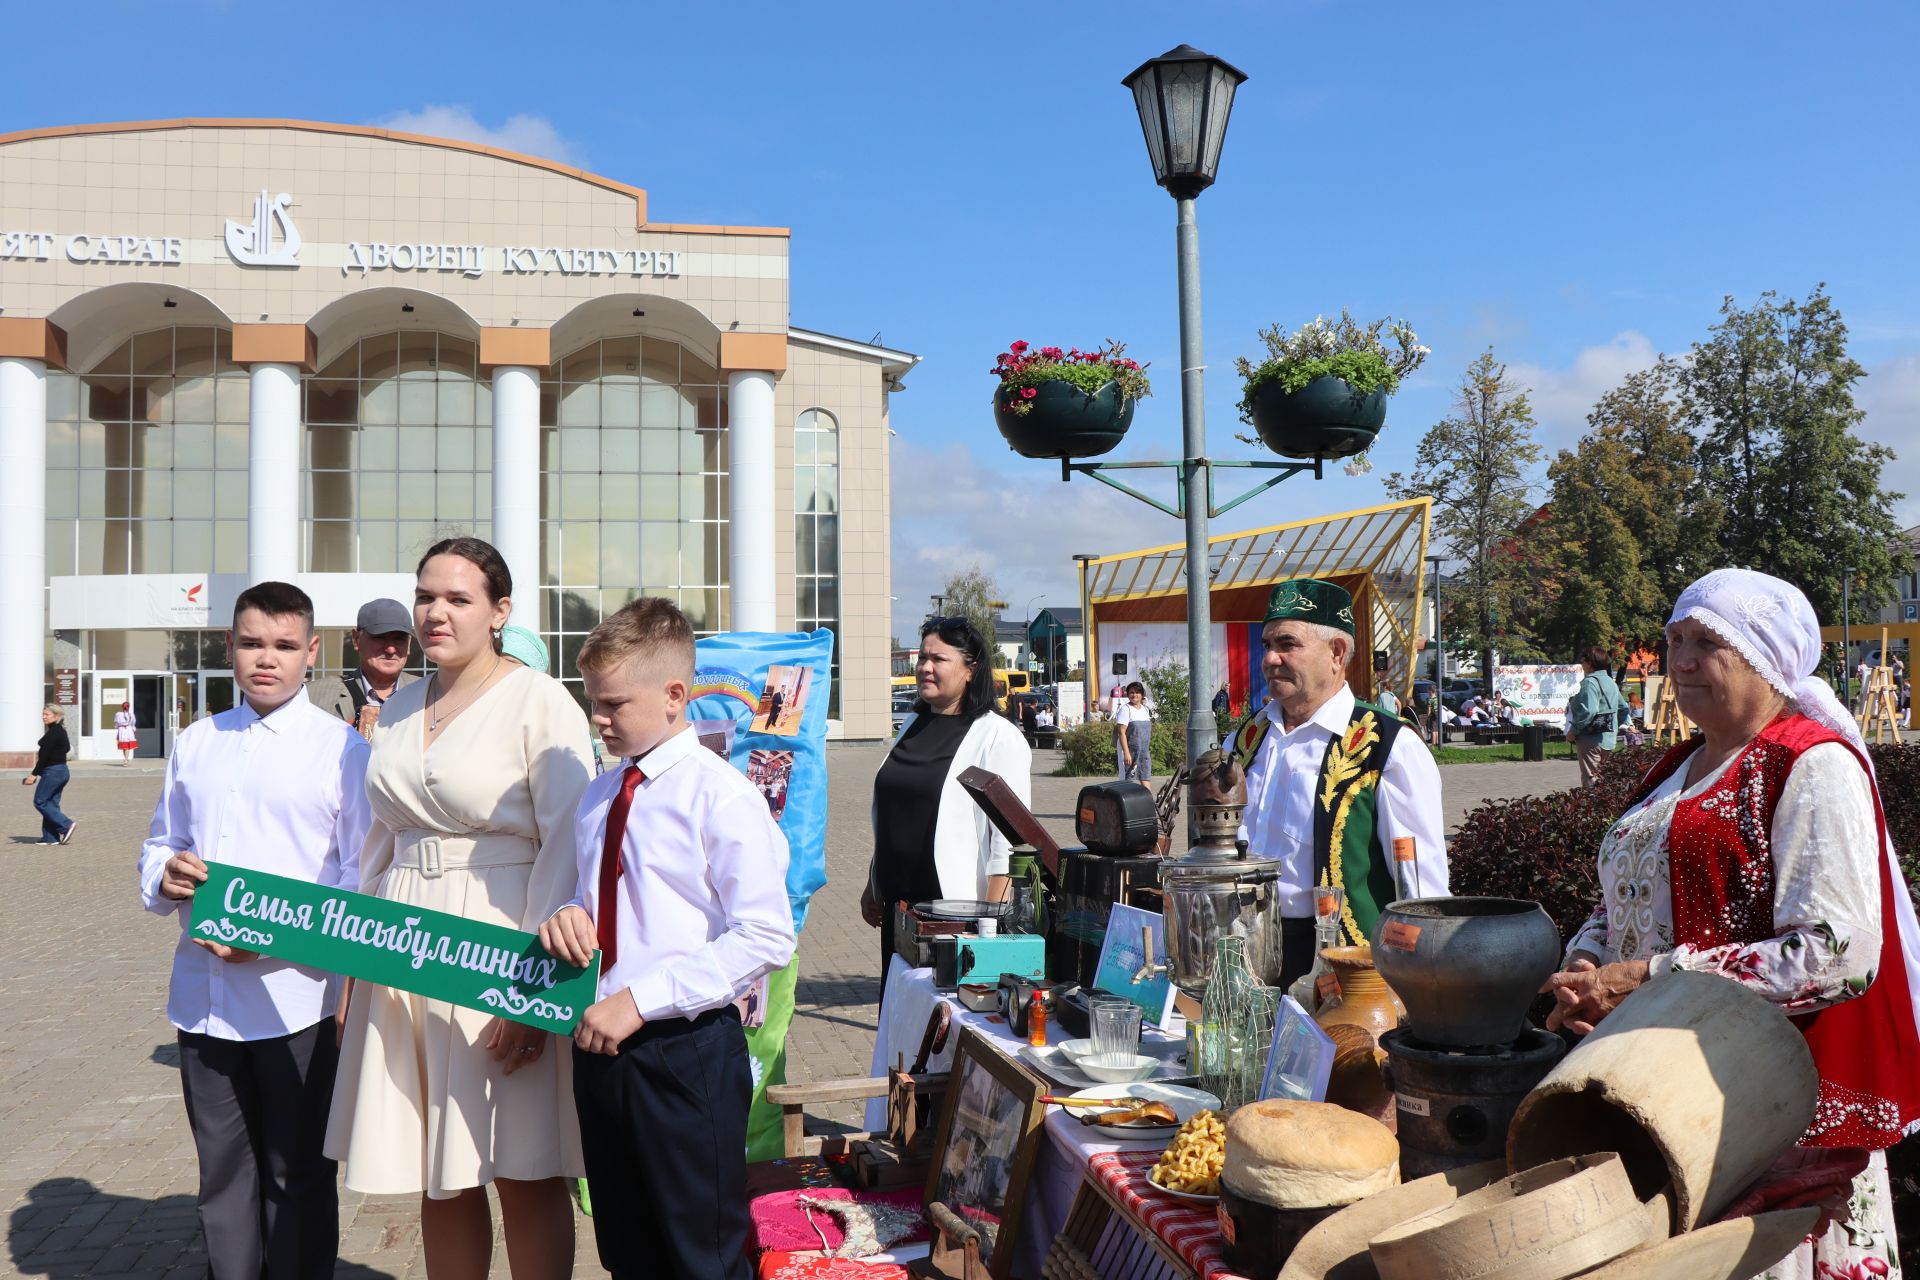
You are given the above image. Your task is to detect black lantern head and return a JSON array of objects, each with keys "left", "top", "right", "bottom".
[{"left": 1123, "top": 44, "right": 1248, "bottom": 200}]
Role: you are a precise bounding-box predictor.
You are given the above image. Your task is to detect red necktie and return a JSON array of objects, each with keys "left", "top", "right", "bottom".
[{"left": 596, "top": 765, "right": 644, "bottom": 969}]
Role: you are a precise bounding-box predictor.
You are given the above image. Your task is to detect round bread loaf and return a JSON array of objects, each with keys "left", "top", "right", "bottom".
[{"left": 1221, "top": 1099, "right": 1399, "bottom": 1209}]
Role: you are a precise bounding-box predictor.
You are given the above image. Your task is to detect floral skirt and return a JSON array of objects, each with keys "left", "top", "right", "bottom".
[{"left": 1759, "top": 1148, "right": 1898, "bottom": 1280}]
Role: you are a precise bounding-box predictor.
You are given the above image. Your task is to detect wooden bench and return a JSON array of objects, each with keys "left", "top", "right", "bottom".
[{"left": 1464, "top": 726, "right": 1526, "bottom": 746}]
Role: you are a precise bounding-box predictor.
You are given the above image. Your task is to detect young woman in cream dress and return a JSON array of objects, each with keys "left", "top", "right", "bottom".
[{"left": 327, "top": 537, "right": 592, "bottom": 1279}]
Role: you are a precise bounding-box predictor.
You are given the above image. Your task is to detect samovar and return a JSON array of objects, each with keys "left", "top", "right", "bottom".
[{"left": 1157, "top": 745, "right": 1283, "bottom": 999}]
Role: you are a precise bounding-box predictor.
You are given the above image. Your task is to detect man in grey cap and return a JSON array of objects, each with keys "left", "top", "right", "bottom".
[{"left": 307, "top": 598, "right": 418, "bottom": 736}]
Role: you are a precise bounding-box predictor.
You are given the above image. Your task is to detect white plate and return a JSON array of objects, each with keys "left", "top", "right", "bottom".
[
  {"left": 1067, "top": 1082, "right": 1221, "bottom": 1142},
  {"left": 1147, "top": 1169, "right": 1221, "bottom": 1203}
]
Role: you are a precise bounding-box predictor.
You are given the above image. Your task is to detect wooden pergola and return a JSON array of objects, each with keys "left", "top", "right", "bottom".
[{"left": 1077, "top": 497, "right": 1434, "bottom": 708}]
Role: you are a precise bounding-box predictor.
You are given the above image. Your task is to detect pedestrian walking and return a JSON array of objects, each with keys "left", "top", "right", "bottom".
[
  {"left": 25, "top": 705, "right": 75, "bottom": 845},
  {"left": 113, "top": 701, "right": 137, "bottom": 762},
  {"left": 1565, "top": 645, "right": 1627, "bottom": 787}
]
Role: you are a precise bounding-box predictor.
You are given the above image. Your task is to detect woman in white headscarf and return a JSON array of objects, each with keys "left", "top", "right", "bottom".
[{"left": 1542, "top": 568, "right": 1920, "bottom": 1280}]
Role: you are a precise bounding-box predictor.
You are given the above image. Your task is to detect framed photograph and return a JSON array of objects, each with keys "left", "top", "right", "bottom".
[{"left": 923, "top": 1028, "right": 1047, "bottom": 1279}]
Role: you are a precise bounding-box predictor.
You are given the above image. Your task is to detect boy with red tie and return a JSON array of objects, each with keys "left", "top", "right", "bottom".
[{"left": 541, "top": 598, "right": 795, "bottom": 1280}]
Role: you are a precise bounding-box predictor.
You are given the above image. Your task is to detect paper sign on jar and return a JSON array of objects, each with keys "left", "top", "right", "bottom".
[{"left": 191, "top": 862, "right": 599, "bottom": 1034}]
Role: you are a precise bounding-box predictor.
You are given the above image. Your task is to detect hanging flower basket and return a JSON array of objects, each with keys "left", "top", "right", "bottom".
[
  {"left": 991, "top": 340, "right": 1151, "bottom": 461},
  {"left": 1250, "top": 375, "right": 1387, "bottom": 460},
  {"left": 1235, "top": 312, "right": 1429, "bottom": 468},
  {"left": 993, "top": 378, "right": 1136, "bottom": 460}
]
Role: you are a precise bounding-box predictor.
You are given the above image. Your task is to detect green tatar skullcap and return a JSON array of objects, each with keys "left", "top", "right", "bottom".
[{"left": 1263, "top": 578, "right": 1356, "bottom": 635}]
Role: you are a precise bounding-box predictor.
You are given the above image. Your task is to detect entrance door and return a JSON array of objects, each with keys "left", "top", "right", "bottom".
[
  {"left": 200, "top": 671, "right": 237, "bottom": 720},
  {"left": 95, "top": 671, "right": 167, "bottom": 758}
]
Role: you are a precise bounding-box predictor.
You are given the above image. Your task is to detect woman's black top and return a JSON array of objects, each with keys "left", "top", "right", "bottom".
[
  {"left": 34, "top": 723, "right": 70, "bottom": 773},
  {"left": 872, "top": 711, "right": 973, "bottom": 904}
]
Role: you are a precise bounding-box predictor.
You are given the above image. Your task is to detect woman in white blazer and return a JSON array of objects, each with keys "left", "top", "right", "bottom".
[{"left": 861, "top": 616, "right": 1032, "bottom": 975}]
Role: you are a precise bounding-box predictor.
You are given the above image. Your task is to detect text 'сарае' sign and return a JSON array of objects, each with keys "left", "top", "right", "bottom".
[{"left": 192, "top": 863, "right": 598, "bottom": 1035}]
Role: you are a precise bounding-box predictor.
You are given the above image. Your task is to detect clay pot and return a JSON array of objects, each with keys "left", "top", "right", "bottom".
[
  {"left": 1313, "top": 946, "right": 1405, "bottom": 1049},
  {"left": 1369, "top": 898, "right": 1561, "bottom": 1049},
  {"left": 1322, "top": 1024, "right": 1396, "bottom": 1135}
]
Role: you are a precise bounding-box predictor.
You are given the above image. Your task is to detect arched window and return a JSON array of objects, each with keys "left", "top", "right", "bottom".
[
  {"left": 45, "top": 327, "right": 247, "bottom": 579},
  {"left": 795, "top": 408, "right": 840, "bottom": 716},
  {"left": 301, "top": 330, "right": 491, "bottom": 573},
  {"left": 541, "top": 336, "right": 728, "bottom": 704}
]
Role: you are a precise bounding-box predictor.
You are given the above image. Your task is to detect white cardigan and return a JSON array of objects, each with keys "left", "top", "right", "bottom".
[{"left": 873, "top": 710, "right": 1033, "bottom": 902}]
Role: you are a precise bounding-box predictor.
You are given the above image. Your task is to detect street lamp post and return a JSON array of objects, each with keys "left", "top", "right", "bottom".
[
  {"left": 1123, "top": 44, "right": 1249, "bottom": 769},
  {"left": 1844, "top": 567, "right": 1855, "bottom": 702},
  {"left": 1020, "top": 591, "right": 1045, "bottom": 678},
  {"left": 1427, "top": 554, "right": 1444, "bottom": 747},
  {"left": 1073, "top": 553, "right": 1098, "bottom": 717}
]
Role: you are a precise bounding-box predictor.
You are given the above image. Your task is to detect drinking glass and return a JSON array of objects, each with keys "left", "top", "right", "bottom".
[{"left": 1091, "top": 999, "right": 1143, "bottom": 1057}]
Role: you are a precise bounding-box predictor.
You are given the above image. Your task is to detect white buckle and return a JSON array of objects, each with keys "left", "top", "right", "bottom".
[{"left": 418, "top": 836, "right": 443, "bottom": 879}]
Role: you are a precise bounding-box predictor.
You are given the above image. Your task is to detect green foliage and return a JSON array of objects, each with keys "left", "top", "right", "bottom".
[
  {"left": 1139, "top": 659, "right": 1190, "bottom": 732},
  {"left": 1523, "top": 363, "right": 1725, "bottom": 659},
  {"left": 1234, "top": 311, "right": 1428, "bottom": 426},
  {"left": 938, "top": 564, "right": 1002, "bottom": 659},
  {"left": 1429, "top": 741, "right": 1578, "bottom": 765},
  {"left": 1055, "top": 717, "right": 1186, "bottom": 777},
  {"left": 1679, "top": 287, "right": 1905, "bottom": 618},
  {"left": 1384, "top": 349, "right": 1543, "bottom": 681}
]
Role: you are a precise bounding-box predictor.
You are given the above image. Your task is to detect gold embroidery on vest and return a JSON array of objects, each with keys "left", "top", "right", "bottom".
[
  {"left": 1322, "top": 768, "right": 1382, "bottom": 943},
  {"left": 1319, "top": 712, "right": 1380, "bottom": 812}
]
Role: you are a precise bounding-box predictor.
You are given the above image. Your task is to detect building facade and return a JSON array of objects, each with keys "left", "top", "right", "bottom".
[{"left": 0, "top": 119, "right": 914, "bottom": 762}]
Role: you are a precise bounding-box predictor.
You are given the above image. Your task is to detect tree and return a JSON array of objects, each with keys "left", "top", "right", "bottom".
[
  {"left": 1680, "top": 287, "right": 1904, "bottom": 618},
  {"left": 1526, "top": 362, "right": 1722, "bottom": 658},
  {"left": 1385, "top": 349, "right": 1543, "bottom": 681},
  {"left": 938, "top": 564, "right": 1004, "bottom": 660}
]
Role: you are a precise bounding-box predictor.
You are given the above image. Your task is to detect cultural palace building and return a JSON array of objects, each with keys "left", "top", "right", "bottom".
[{"left": 0, "top": 118, "right": 916, "bottom": 763}]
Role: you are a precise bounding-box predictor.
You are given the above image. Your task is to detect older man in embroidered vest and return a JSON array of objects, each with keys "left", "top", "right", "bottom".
[{"left": 1232, "top": 578, "right": 1450, "bottom": 986}]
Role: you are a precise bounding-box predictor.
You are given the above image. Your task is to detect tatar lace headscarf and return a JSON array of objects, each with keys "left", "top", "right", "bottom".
[{"left": 1669, "top": 566, "right": 1920, "bottom": 1057}]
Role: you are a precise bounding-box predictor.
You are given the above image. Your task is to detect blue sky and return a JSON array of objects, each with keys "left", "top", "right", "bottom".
[{"left": 5, "top": 2, "right": 1915, "bottom": 643}]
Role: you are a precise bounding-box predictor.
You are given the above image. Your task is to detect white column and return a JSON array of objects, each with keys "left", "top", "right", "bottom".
[
  {"left": 245, "top": 361, "right": 301, "bottom": 583},
  {"left": 0, "top": 357, "right": 48, "bottom": 762},
  {"left": 491, "top": 365, "right": 541, "bottom": 617},
  {"left": 727, "top": 369, "right": 777, "bottom": 632}
]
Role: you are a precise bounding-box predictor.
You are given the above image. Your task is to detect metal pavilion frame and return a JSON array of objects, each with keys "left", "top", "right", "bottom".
[{"left": 1076, "top": 496, "right": 1435, "bottom": 702}]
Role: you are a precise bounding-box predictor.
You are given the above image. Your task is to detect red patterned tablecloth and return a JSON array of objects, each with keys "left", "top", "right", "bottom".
[{"left": 1084, "top": 1150, "right": 1251, "bottom": 1280}]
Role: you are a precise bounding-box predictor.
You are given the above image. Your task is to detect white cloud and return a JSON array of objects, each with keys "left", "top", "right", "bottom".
[
  {"left": 1857, "top": 352, "right": 1920, "bottom": 527},
  {"left": 1504, "top": 331, "right": 1661, "bottom": 458},
  {"left": 888, "top": 438, "right": 1168, "bottom": 643},
  {"left": 374, "top": 105, "right": 583, "bottom": 168}
]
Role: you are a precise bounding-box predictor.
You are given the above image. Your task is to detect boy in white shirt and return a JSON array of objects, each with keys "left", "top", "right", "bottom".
[
  {"left": 138, "top": 581, "right": 371, "bottom": 1278},
  {"left": 541, "top": 598, "right": 795, "bottom": 1280}
]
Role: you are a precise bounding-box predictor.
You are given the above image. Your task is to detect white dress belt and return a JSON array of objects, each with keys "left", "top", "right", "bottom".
[{"left": 391, "top": 828, "right": 536, "bottom": 878}]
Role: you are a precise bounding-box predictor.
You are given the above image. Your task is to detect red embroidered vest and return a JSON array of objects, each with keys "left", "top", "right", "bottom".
[{"left": 1629, "top": 715, "right": 1920, "bottom": 1149}]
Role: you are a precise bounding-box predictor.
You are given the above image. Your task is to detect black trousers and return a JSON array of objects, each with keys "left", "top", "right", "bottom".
[
  {"left": 176, "top": 1021, "right": 339, "bottom": 1279},
  {"left": 573, "top": 1006, "right": 751, "bottom": 1280}
]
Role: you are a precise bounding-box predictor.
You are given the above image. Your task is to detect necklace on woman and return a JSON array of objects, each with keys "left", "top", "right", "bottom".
[{"left": 428, "top": 652, "right": 502, "bottom": 733}]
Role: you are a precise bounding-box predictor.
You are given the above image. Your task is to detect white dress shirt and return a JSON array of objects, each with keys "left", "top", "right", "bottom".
[
  {"left": 1237, "top": 685, "right": 1449, "bottom": 917},
  {"left": 568, "top": 722, "right": 796, "bottom": 1021},
  {"left": 138, "top": 690, "right": 373, "bottom": 1040}
]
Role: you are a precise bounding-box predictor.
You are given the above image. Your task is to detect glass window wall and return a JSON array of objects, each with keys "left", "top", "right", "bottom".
[
  {"left": 301, "top": 331, "right": 491, "bottom": 572},
  {"left": 45, "top": 327, "right": 247, "bottom": 576},
  {"left": 541, "top": 336, "right": 728, "bottom": 707}
]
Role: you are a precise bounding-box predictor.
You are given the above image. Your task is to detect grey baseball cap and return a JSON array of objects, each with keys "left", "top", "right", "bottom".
[{"left": 355, "top": 598, "right": 414, "bottom": 636}]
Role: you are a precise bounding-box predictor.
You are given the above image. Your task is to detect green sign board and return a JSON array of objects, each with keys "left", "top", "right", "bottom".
[{"left": 192, "top": 863, "right": 600, "bottom": 1035}]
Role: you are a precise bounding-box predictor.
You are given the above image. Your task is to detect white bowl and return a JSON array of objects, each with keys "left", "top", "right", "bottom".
[
  {"left": 1078, "top": 1052, "right": 1160, "bottom": 1084},
  {"left": 1057, "top": 1038, "right": 1099, "bottom": 1063}
]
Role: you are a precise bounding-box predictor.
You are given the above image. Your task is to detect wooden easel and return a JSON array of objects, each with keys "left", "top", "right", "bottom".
[
  {"left": 1859, "top": 627, "right": 1903, "bottom": 744},
  {"left": 1647, "top": 674, "right": 1694, "bottom": 746}
]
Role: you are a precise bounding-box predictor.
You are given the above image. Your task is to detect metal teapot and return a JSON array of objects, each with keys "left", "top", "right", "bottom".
[{"left": 1158, "top": 745, "right": 1284, "bottom": 998}]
